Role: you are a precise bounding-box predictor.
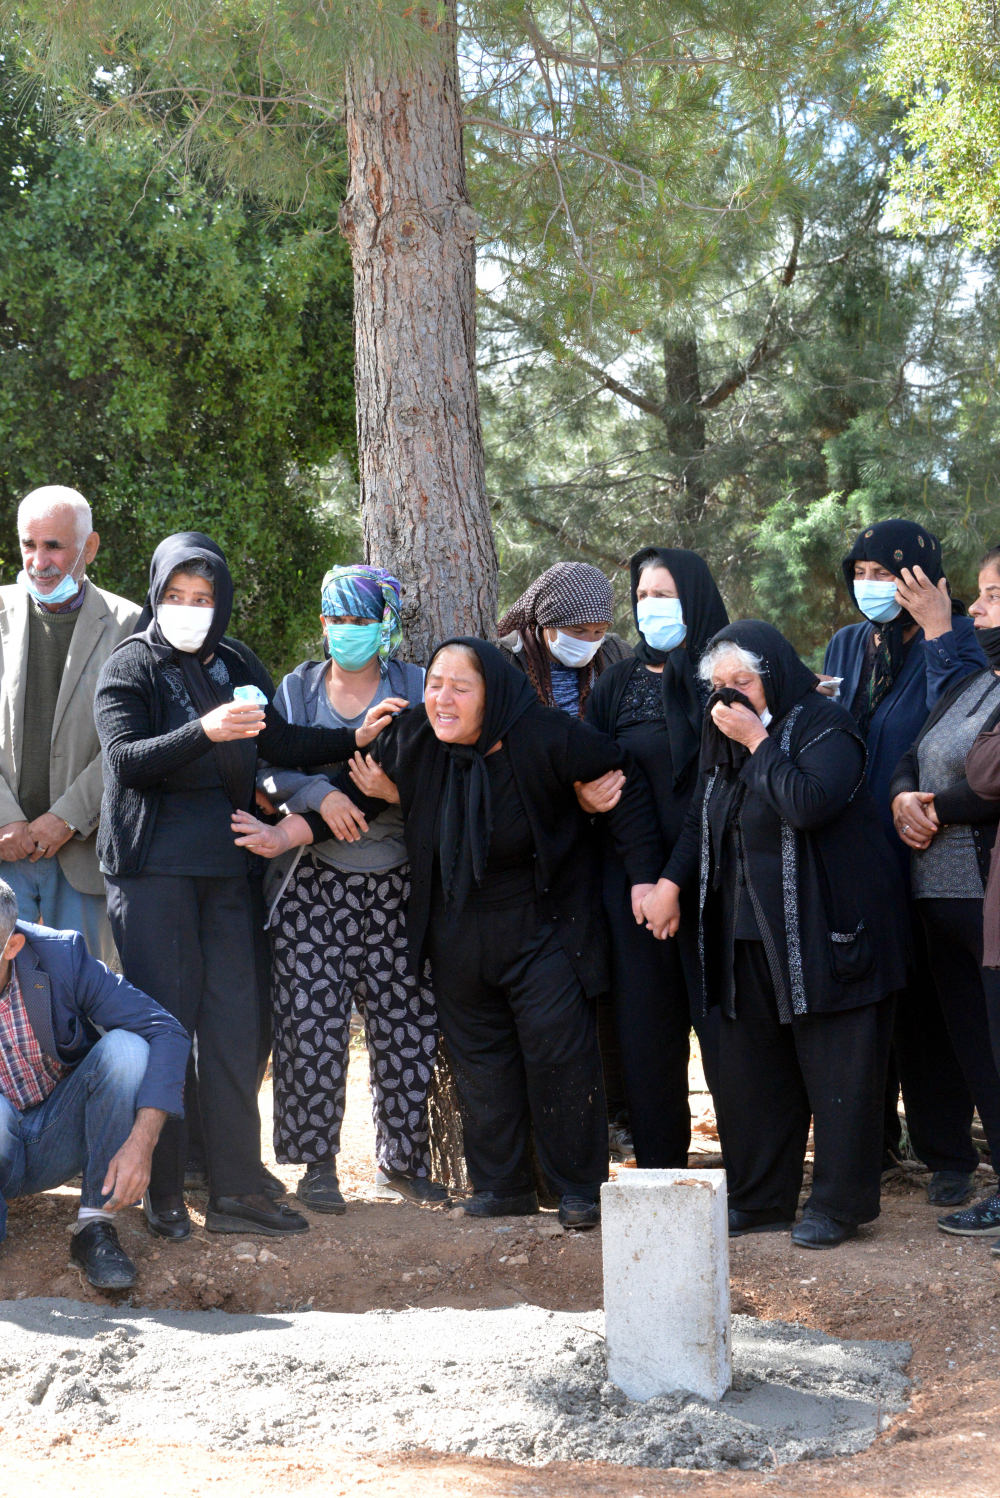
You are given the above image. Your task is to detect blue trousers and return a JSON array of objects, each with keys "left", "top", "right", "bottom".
[
  {"left": 4, "top": 857, "right": 116, "bottom": 967},
  {"left": 0, "top": 1029, "right": 149, "bottom": 1242}
]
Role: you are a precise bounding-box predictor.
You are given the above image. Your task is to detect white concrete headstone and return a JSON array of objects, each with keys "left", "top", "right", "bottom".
[{"left": 601, "top": 1168, "right": 731, "bottom": 1402}]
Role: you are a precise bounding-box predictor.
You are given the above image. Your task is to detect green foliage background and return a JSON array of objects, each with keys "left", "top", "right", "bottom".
[{"left": 0, "top": 63, "right": 358, "bottom": 676}]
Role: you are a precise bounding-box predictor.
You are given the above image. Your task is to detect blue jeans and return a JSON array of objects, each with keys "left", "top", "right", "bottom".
[
  {"left": 4, "top": 857, "right": 116, "bottom": 967},
  {"left": 0, "top": 1029, "right": 149, "bottom": 1242}
]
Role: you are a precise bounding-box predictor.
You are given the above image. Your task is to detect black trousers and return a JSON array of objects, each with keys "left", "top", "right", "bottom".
[
  {"left": 885, "top": 905, "right": 978, "bottom": 1173},
  {"left": 106, "top": 872, "right": 263, "bottom": 1199},
  {"left": 603, "top": 858, "right": 719, "bottom": 1168},
  {"left": 716, "top": 940, "right": 895, "bottom": 1226},
  {"left": 918, "top": 896, "right": 1000, "bottom": 1161},
  {"left": 427, "top": 901, "right": 608, "bottom": 1201}
]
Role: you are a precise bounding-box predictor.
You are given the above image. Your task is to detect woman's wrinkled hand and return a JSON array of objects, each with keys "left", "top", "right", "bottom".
[
  {"left": 231, "top": 809, "right": 313, "bottom": 858},
  {"left": 710, "top": 700, "right": 770, "bottom": 752},
  {"left": 201, "top": 702, "right": 265, "bottom": 742},
  {"left": 895, "top": 566, "right": 953, "bottom": 641},
  {"left": 356, "top": 697, "right": 408, "bottom": 748},
  {"left": 320, "top": 788, "right": 370, "bottom": 841},
  {"left": 348, "top": 752, "right": 401, "bottom": 805},
  {"left": 640, "top": 879, "right": 682, "bottom": 941},
  {"left": 574, "top": 768, "right": 625, "bottom": 815},
  {"left": 891, "top": 790, "right": 939, "bottom": 850}
]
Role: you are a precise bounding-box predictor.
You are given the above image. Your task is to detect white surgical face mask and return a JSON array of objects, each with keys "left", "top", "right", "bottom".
[
  {"left": 853, "top": 579, "right": 901, "bottom": 624},
  {"left": 636, "top": 596, "right": 686, "bottom": 653},
  {"left": 157, "top": 603, "right": 214, "bottom": 654},
  {"left": 548, "top": 629, "right": 603, "bottom": 668}
]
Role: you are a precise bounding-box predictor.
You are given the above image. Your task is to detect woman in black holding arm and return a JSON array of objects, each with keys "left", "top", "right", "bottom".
[
  {"left": 95, "top": 534, "right": 398, "bottom": 1242},
  {"left": 586, "top": 546, "right": 728, "bottom": 1169},
  {"left": 642, "top": 621, "right": 909, "bottom": 1249}
]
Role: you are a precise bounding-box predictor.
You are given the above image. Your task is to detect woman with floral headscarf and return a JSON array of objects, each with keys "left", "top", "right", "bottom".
[{"left": 233, "top": 564, "right": 449, "bottom": 1216}]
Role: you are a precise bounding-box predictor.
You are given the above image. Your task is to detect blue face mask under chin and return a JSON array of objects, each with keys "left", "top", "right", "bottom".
[
  {"left": 637, "top": 596, "right": 687, "bottom": 653},
  {"left": 853, "top": 580, "right": 902, "bottom": 624},
  {"left": 18, "top": 546, "right": 85, "bottom": 607}
]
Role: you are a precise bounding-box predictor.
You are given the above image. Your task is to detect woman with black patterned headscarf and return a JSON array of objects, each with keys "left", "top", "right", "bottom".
[
  {"left": 498, "top": 562, "right": 629, "bottom": 718},
  {"left": 824, "top": 519, "right": 987, "bottom": 1211}
]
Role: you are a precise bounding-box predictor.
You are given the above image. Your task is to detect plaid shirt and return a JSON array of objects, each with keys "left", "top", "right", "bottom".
[{"left": 0, "top": 963, "right": 69, "bottom": 1110}]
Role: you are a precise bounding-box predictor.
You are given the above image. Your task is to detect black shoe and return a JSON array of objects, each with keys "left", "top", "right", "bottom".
[
  {"left": 927, "top": 1170, "right": 977, "bottom": 1206},
  {"left": 295, "top": 1164, "right": 347, "bottom": 1216},
  {"left": 461, "top": 1190, "right": 538, "bottom": 1218},
  {"left": 608, "top": 1119, "right": 636, "bottom": 1164},
  {"left": 70, "top": 1221, "right": 136, "bottom": 1289},
  {"left": 261, "top": 1167, "right": 286, "bottom": 1200},
  {"left": 374, "top": 1167, "right": 451, "bottom": 1206},
  {"left": 790, "top": 1210, "right": 857, "bottom": 1250},
  {"left": 184, "top": 1157, "right": 207, "bottom": 1190},
  {"left": 143, "top": 1192, "right": 192, "bottom": 1241},
  {"left": 937, "top": 1192, "right": 1000, "bottom": 1237},
  {"left": 558, "top": 1195, "right": 601, "bottom": 1229},
  {"left": 205, "top": 1194, "right": 310, "bottom": 1236},
  {"left": 728, "top": 1207, "right": 795, "bottom": 1237}
]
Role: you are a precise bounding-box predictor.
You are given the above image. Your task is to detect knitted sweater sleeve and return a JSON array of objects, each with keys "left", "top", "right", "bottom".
[{"left": 94, "top": 646, "right": 215, "bottom": 791}]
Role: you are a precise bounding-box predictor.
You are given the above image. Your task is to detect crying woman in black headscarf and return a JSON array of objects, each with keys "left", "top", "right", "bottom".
[
  {"left": 584, "top": 546, "right": 729, "bottom": 1172},
  {"left": 94, "top": 532, "right": 398, "bottom": 1246}
]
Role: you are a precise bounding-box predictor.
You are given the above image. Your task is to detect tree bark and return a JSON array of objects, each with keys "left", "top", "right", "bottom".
[{"left": 340, "top": 0, "right": 496, "bottom": 662}]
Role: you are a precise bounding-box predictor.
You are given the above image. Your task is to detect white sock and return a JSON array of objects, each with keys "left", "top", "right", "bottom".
[{"left": 73, "top": 1207, "right": 115, "bottom": 1235}]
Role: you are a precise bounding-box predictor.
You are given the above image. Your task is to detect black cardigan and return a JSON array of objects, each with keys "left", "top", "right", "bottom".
[
  {"left": 95, "top": 636, "right": 359, "bottom": 877},
  {"left": 887, "top": 667, "right": 1000, "bottom": 889},
  {"left": 368, "top": 701, "right": 664, "bottom": 997},
  {"left": 666, "top": 692, "right": 910, "bottom": 1021}
]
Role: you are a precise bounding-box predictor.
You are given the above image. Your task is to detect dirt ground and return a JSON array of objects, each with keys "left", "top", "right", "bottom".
[{"left": 1, "top": 1042, "right": 999, "bottom": 1496}]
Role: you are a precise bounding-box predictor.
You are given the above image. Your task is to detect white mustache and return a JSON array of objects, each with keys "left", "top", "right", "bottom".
[{"left": 27, "top": 563, "right": 63, "bottom": 579}]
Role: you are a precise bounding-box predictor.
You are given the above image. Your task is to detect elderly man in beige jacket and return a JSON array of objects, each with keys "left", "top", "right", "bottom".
[{"left": 0, "top": 487, "right": 140, "bottom": 963}]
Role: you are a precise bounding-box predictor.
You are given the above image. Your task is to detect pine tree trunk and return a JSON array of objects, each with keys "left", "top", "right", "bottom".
[{"left": 340, "top": 0, "right": 496, "bottom": 662}]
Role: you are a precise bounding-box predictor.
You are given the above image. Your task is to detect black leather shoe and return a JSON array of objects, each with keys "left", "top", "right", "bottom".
[
  {"left": 295, "top": 1164, "right": 347, "bottom": 1215},
  {"left": 790, "top": 1210, "right": 857, "bottom": 1249},
  {"left": 70, "top": 1221, "right": 136, "bottom": 1289},
  {"left": 558, "top": 1195, "right": 601, "bottom": 1229},
  {"left": 461, "top": 1190, "right": 538, "bottom": 1218},
  {"left": 261, "top": 1167, "right": 286, "bottom": 1200},
  {"left": 143, "top": 1192, "right": 192, "bottom": 1241},
  {"left": 927, "top": 1170, "right": 977, "bottom": 1207},
  {"left": 375, "top": 1168, "right": 451, "bottom": 1206},
  {"left": 729, "top": 1208, "right": 795, "bottom": 1237},
  {"left": 205, "top": 1194, "right": 310, "bottom": 1236}
]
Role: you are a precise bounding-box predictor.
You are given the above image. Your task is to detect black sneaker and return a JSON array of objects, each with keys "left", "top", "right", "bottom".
[
  {"left": 937, "top": 1192, "right": 1000, "bottom": 1237},
  {"left": 461, "top": 1190, "right": 538, "bottom": 1218},
  {"left": 374, "top": 1168, "right": 451, "bottom": 1206},
  {"left": 558, "top": 1195, "right": 601, "bottom": 1229},
  {"left": 205, "top": 1194, "right": 310, "bottom": 1236},
  {"left": 295, "top": 1164, "right": 347, "bottom": 1215},
  {"left": 729, "top": 1207, "right": 795, "bottom": 1237},
  {"left": 608, "top": 1117, "right": 635, "bottom": 1164},
  {"left": 70, "top": 1221, "right": 136, "bottom": 1289},
  {"left": 927, "top": 1170, "right": 977, "bottom": 1207}
]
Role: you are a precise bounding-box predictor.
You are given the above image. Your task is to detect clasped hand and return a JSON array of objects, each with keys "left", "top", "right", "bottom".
[
  {"left": 891, "top": 790, "right": 939, "bottom": 850},
  {"left": 710, "top": 699, "right": 769, "bottom": 751}
]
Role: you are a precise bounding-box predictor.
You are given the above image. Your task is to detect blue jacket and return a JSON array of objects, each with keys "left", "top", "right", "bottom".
[
  {"left": 823, "top": 617, "right": 987, "bottom": 874},
  {"left": 12, "top": 922, "right": 189, "bottom": 1117}
]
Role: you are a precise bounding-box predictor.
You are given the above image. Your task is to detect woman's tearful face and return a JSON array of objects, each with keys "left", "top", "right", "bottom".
[
  {"left": 710, "top": 657, "right": 768, "bottom": 718},
  {"left": 425, "top": 646, "right": 486, "bottom": 745}
]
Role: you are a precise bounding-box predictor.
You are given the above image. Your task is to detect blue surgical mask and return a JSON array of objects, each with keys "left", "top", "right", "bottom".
[
  {"left": 325, "top": 621, "right": 382, "bottom": 671},
  {"left": 18, "top": 545, "right": 85, "bottom": 607},
  {"left": 853, "top": 580, "right": 901, "bottom": 624},
  {"left": 637, "top": 596, "right": 686, "bottom": 653}
]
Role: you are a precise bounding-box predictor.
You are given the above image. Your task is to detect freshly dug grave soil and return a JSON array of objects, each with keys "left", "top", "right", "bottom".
[
  {"left": 0, "top": 1300, "right": 912, "bottom": 1470},
  {"left": 0, "top": 1044, "right": 997, "bottom": 1495}
]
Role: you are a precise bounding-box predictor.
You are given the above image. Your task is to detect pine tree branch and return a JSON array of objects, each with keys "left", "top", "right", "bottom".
[{"left": 494, "top": 503, "right": 632, "bottom": 570}]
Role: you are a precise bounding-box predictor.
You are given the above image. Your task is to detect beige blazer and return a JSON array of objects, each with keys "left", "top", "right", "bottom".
[{"left": 0, "top": 579, "right": 142, "bottom": 894}]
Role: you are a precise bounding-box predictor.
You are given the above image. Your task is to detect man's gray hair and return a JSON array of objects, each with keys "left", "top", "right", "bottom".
[
  {"left": 0, "top": 880, "right": 19, "bottom": 950},
  {"left": 698, "top": 640, "right": 766, "bottom": 684},
  {"left": 18, "top": 486, "right": 94, "bottom": 545}
]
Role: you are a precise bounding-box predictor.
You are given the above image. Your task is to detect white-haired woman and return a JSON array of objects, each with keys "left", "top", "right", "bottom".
[{"left": 640, "top": 621, "right": 909, "bottom": 1250}]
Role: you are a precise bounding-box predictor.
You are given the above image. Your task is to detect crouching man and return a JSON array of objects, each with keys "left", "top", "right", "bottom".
[{"left": 0, "top": 879, "right": 189, "bottom": 1288}]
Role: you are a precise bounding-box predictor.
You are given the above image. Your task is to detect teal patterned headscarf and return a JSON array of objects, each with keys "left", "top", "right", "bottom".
[{"left": 320, "top": 564, "right": 403, "bottom": 661}]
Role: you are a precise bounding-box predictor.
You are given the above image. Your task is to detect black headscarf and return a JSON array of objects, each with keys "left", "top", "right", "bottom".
[
  {"left": 630, "top": 546, "right": 729, "bottom": 787},
  {"left": 130, "top": 532, "right": 255, "bottom": 810},
  {"left": 433, "top": 638, "right": 538, "bottom": 919},
  {"left": 842, "top": 519, "right": 962, "bottom": 731},
  {"left": 700, "top": 619, "right": 819, "bottom": 786}
]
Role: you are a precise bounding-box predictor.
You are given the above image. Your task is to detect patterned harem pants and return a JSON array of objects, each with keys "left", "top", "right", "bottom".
[{"left": 271, "top": 855, "right": 438, "bottom": 1175}]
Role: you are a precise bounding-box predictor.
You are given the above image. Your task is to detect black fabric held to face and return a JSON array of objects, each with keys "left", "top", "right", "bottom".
[
  {"left": 430, "top": 638, "right": 538, "bottom": 921},
  {"left": 699, "top": 687, "right": 759, "bottom": 776},
  {"left": 629, "top": 546, "right": 729, "bottom": 788},
  {"left": 129, "top": 531, "right": 256, "bottom": 811}
]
